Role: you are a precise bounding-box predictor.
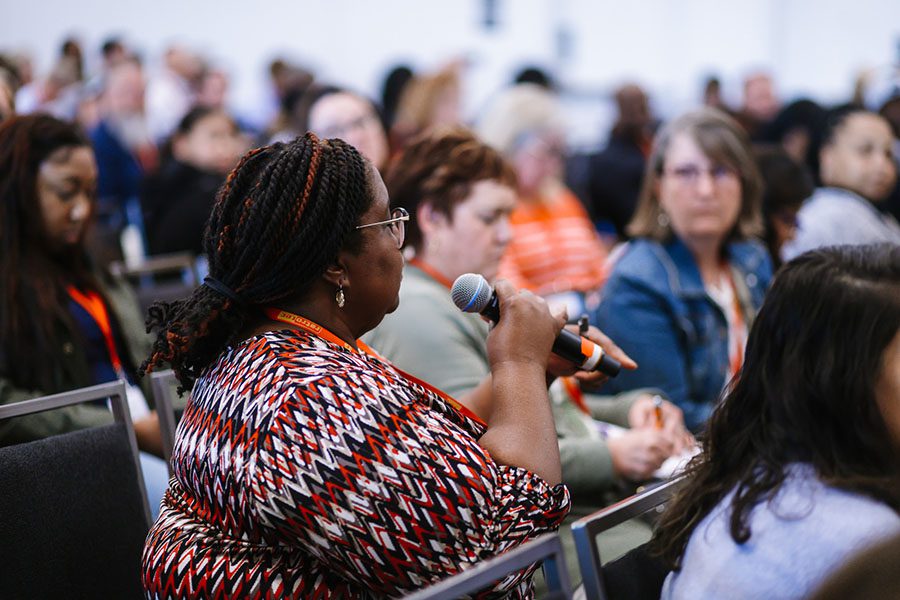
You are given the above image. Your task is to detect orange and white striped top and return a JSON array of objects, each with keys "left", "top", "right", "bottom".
[{"left": 498, "top": 185, "right": 609, "bottom": 296}]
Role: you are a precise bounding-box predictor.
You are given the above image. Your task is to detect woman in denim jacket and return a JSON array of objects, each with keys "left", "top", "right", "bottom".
[{"left": 592, "top": 108, "right": 772, "bottom": 431}]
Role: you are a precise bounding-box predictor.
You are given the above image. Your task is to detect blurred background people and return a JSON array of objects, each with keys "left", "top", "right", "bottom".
[
  {"left": 141, "top": 106, "right": 243, "bottom": 256},
  {"left": 735, "top": 70, "right": 781, "bottom": 141},
  {"left": 654, "top": 244, "right": 900, "bottom": 599},
  {"left": 305, "top": 86, "right": 390, "bottom": 172},
  {"left": 479, "top": 82, "right": 609, "bottom": 316},
  {"left": 759, "top": 98, "right": 827, "bottom": 179},
  {"left": 782, "top": 105, "right": 900, "bottom": 260},
  {"left": 89, "top": 59, "right": 157, "bottom": 264},
  {"left": 0, "top": 114, "right": 167, "bottom": 516},
  {"left": 365, "top": 126, "right": 692, "bottom": 587},
  {"left": 583, "top": 83, "right": 658, "bottom": 242},
  {"left": 593, "top": 108, "right": 771, "bottom": 432},
  {"left": 145, "top": 44, "right": 204, "bottom": 142},
  {"left": 754, "top": 145, "right": 814, "bottom": 268},
  {"left": 390, "top": 63, "right": 462, "bottom": 150}
]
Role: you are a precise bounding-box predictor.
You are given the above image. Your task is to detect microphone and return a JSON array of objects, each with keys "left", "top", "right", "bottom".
[{"left": 451, "top": 273, "right": 621, "bottom": 377}]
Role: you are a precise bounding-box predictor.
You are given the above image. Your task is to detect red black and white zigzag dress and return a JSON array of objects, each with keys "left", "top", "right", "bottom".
[{"left": 142, "top": 327, "right": 571, "bottom": 598}]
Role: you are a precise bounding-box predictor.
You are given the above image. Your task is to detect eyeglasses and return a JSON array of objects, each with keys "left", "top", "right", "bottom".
[
  {"left": 663, "top": 164, "right": 738, "bottom": 185},
  {"left": 319, "top": 113, "right": 379, "bottom": 140},
  {"left": 355, "top": 207, "right": 409, "bottom": 248}
]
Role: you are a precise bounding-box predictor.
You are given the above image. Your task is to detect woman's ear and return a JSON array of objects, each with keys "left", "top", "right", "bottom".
[
  {"left": 417, "top": 203, "right": 446, "bottom": 237},
  {"left": 322, "top": 258, "right": 347, "bottom": 288}
]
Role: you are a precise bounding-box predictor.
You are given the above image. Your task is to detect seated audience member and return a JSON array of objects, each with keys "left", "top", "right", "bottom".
[
  {"left": 653, "top": 244, "right": 900, "bottom": 599},
  {"left": 0, "top": 67, "right": 17, "bottom": 123},
  {"left": 390, "top": 63, "right": 463, "bottom": 151},
  {"left": 89, "top": 59, "right": 157, "bottom": 263},
  {"left": 142, "top": 107, "right": 242, "bottom": 256},
  {"left": 306, "top": 86, "right": 390, "bottom": 172},
  {"left": 479, "top": 83, "right": 609, "bottom": 316},
  {"left": 0, "top": 115, "right": 168, "bottom": 515},
  {"left": 734, "top": 71, "right": 781, "bottom": 141},
  {"left": 585, "top": 83, "right": 657, "bottom": 240},
  {"left": 782, "top": 106, "right": 900, "bottom": 260},
  {"left": 364, "top": 127, "right": 692, "bottom": 585},
  {"left": 759, "top": 98, "right": 826, "bottom": 179},
  {"left": 592, "top": 108, "right": 772, "bottom": 432},
  {"left": 139, "top": 133, "right": 629, "bottom": 596},
  {"left": 754, "top": 146, "right": 814, "bottom": 268}
]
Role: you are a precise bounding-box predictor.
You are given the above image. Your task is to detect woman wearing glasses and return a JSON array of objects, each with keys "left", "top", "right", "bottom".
[
  {"left": 140, "top": 133, "right": 620, "bottom": 597},
  {"left": 591, "top": 108, "right": 772, "bottom": 432}
]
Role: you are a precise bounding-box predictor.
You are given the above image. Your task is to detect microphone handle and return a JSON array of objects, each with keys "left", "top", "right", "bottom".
[
  {"left": 479, "top": 293, "right": 620, "bottom": 377},
  {"left": 552, "top": 329, "right": 621, "bottom": 377}
]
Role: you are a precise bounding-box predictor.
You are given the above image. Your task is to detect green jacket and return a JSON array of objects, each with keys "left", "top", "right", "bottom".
[
  {"left": 364, "top": 264, "right": 660, "bottom": 507},
  {"left": 0, "top": 269, "right": 153, "bottom": 444}
]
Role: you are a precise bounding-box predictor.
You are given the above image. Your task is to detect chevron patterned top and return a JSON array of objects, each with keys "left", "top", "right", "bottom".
[{"left": 142, "top": 328, "right": 571, "bottom": 598}]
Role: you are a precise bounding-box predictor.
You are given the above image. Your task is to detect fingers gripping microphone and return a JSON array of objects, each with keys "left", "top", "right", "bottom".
[{"left": 451, "top": 273, "right": 621, "bottom": 377}]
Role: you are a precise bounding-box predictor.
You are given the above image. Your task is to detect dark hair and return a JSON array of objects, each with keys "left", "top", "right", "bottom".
[
  {"left": 760, "top": 99, "right": 827, "bottom": 177},
  {"left": 142, "top": 133, "right": 374, "bottom": 389},
  {"left": 653, "top": 244, "right": 900, "bottom": 569},
  {"left": 754, "top": 146, "right": 814, "bottom": 267},
  {"left": 384, "top": 126, "right": 517, "bottom": 253},
  {"left": 158, "top": 106, "right": 236, "bottom": 164},
  {"left": 513, "top": 66, "right": 554, "bottom": 90},
  {"left": 381, "top": 65, "right": 414, "bottom": 129},
  {"left": 819, "top": 103, "right": 869, "bottom": 149},
  {"left": 0, "top": 114, "right": 97, "bottom": 391}
]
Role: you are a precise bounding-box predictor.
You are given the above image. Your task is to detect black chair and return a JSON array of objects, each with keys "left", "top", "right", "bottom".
[
  {"left": 110, "top": 252, "right": 199, "bottom": 313},
  {"left": 149, "top": 369, "right": 186, "bottom": 473},
  {"left": 572, "top": 476, "right": 686, "bottom": 600},
  {"left": 0, "top": 381, "right": 152, "bottom": 599},
  {"left": 404, "top": 533, "right": 573, "bottom": 599}
]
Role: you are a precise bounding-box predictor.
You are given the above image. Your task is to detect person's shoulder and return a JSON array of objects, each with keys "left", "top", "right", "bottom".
[{"left": 607, "top": 238, "right": 671, "bottom": 284}]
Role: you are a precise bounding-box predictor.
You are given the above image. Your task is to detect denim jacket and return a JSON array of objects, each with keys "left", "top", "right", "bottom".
[{"left": 591, "top": 237, "right": 772, "bottom": 431}]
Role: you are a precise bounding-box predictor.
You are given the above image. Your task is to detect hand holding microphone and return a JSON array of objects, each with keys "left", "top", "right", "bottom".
[{"left": 451, "top": 273, "right": 628, "bottom": 377}]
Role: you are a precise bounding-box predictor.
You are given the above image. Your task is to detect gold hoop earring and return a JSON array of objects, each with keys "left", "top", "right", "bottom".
[{"left": 335, "top": 284, "right": 346, "bottom": 308}]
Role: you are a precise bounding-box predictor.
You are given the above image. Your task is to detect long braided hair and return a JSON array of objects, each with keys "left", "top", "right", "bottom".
[
  {"left": 0, "top": 115, "right": 100, "bottom": 392},
  {"left": 142, "top": 133, "right": 373, "bottom": 389}
]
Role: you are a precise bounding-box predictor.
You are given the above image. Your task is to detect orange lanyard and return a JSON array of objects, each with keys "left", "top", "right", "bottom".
[
  {"left": 67, "top": 286, "right": 125, "bottom": 376},
  {"left": 263, "top": 307, "right": 487, "bottom": 427},
  {"left": 723, "top": 272, "right": 747, "bottom": 378},
  {"left": 408, "top": 257, "right": 454, "bottom": 290},
  {"left": 561, "top": 376, "right": 591, "bottom": 415}
]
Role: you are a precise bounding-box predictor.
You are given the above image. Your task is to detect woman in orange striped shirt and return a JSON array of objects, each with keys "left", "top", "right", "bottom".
[{"left": 479, "top": 83, "right": 608, "bottom": 316}]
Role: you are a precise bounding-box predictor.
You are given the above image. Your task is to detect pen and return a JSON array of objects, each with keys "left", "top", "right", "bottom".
[{"left": 653, "top": 395, "right": 664, "bottom": 429}]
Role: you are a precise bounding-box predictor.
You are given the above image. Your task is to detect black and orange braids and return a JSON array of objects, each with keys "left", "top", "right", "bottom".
[{"left": 142, "top": 133, "right": 373, "bottom": 390}]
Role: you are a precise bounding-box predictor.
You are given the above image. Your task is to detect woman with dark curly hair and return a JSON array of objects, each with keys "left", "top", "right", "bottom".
[{"left": 654, "top": 244, "right": 900, "bottom": 599}]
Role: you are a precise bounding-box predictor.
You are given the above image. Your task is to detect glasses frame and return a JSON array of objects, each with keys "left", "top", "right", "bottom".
[{"left": 355, "top": 206, "right": 409, "bottom": 247}]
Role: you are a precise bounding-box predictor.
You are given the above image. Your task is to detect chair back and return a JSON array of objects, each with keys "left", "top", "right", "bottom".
[
  {"left": 572, "top": 476, "right": 686, "bottom": 600},
  {"left": 0, "top": 381, "right": 151, "bottom": 599},
  {"left": 404, "top": 532, "right": 572, "bottom": 599},
  {"left": 150, "top": 369, "right": 185, "bottom": 472},
  {"left": 111, "top": 252, "right": 199, "bottom": 313}
]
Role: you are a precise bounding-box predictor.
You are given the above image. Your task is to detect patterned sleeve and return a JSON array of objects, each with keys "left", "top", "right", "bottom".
[{"left": 248, "top": 365, "right": 570, "bottom": 597}]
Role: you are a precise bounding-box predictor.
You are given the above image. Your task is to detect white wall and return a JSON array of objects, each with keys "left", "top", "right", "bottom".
[{"left": 3, "top": 0, "right": 898, "bottom": 148}]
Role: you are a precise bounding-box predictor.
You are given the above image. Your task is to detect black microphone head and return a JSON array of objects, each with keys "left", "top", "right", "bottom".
[{"left": 451, "top": 273, "right": 492, "bottom": 314}]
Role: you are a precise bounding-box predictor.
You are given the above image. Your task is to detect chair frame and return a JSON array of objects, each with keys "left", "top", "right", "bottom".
[
  {"left": 403, "top": 532, "right": 572, "bottom": 599},
  {"left": 571, "top": 476, "right": 686, "bottom": 600},
  {"left": 150, "top": 369, "right": 180, "bottom": 471},
  {"left": 0, "top": 380, "right": 152, "bottom": 524}
]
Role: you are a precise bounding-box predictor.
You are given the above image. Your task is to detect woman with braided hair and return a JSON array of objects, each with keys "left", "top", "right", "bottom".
[{"left": 140, "top": 132, "right": 629, "bottom": 597}]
